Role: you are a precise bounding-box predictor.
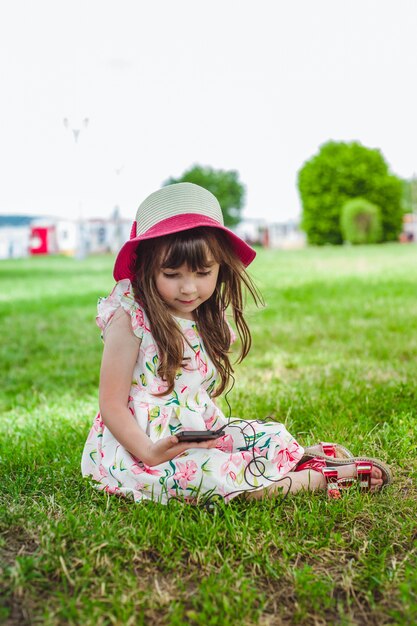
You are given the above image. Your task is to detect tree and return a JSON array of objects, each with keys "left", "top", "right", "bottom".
[
  {"left": 401, "top": 176, "right": 417, "bottom": 214},
  {"left": 164, "top": 165, "right": 245, "bottom": 227},
  {"left": 340, "top": 198, "right": 382, "bottom": 244},
  {"left": 297, "top": 141, "right": 403, "bottom": 245}
]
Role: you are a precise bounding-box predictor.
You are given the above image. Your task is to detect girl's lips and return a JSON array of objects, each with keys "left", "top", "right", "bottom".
[{"left": 178, "top": 299, "right": 196, "bottom": 304}]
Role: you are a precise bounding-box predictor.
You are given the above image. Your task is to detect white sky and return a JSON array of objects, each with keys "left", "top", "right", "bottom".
[{"left": 1, "top": 0, "right": 416, "bottom": 223}]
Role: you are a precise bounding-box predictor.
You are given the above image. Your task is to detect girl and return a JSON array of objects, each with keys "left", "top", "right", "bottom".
[{"left": 81, "top": 183, "right": 391, "bottom": 505}]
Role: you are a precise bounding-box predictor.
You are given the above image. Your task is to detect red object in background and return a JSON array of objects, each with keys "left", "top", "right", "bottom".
[{"left": 30, "top": 226, "right": 56, "bottom": 255}]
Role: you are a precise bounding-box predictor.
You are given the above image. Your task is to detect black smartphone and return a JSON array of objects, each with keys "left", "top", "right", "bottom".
[{"left": 176, "top": 426, "right": 226, "bottom": 442}]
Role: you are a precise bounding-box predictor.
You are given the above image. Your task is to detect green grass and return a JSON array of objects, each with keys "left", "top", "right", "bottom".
[{"left": 1, "top": 244, "right": 417, "bottom": 625}]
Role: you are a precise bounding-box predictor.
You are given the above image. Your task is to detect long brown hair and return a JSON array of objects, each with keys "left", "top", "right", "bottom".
[{"left": 131, "top": 227, "right": 263, "bottom": 397}]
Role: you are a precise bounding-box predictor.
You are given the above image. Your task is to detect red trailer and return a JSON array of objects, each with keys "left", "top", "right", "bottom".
[{"left": 29, "top": 226, "right": 58, "bottom": 255}]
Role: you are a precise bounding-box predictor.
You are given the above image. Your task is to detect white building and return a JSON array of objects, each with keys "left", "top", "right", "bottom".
[
  {"left": 87, "top": 218, "right": 131, "bottom": 254},
  {"left": 268, "top": 220, "right": 306, "bottom": 249},
  {"left": 0, "top": 226, "right": 31, "bottom": 259},
  {"left": 1, "top": 213, "right": 307, "bottom": 258},
  {"left": 55, "top": 220, "right": 78, "bottom": 255},
  {"left": 401, "top": 213, "right": 417, "bottom": 242},
  {"left": 234, "top": 217, "right": 306, "bottom": 249}
]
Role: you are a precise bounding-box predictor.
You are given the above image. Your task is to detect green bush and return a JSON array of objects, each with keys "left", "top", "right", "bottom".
[
  {"left": 298, "top": 141, "right": 403, "bottom": 245},
  {"left": 164, "top": 164, "right": 245, "bottom": 227},
  {"left": 340, "top": 198, "right": 382, "bottom": 244}
]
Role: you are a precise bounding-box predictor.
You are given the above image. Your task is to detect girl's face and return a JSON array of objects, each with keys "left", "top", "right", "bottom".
[{"left": 155, "top": 258, "right": 220, "bottom": 319}]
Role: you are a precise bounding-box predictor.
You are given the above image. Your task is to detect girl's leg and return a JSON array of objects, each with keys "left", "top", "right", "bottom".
[
  {"left": 244, "top": 470, "right": 324, "bottom": 500},
  {"left": 244, "top": 463, "right": 384, "bottom": 500}
]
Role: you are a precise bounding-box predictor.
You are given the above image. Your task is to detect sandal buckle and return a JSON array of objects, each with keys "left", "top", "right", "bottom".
[
  {"left": 323, "top": 467, "right": 341, "bottom": 499},
  {"left": 356, "top": 461, "right": 372, "bottom": 490}
]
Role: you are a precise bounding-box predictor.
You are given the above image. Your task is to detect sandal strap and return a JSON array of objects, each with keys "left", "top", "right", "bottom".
[
  {"left": 295, "top": 457, "right": 326, "bottom": 473},
  {"left": 356, "top": 461, "right": 372, "bottom": 490},
  {"left": 321, "top": 460, "right": 373, "bottom": 497},
  {"left": 321, "top": 442, "right": 336, "bottom": 457},
  {"left": 329, "top": 461, "right": 373, "bottom": 496},
  {"left": 296, "top": 457, "right": 375, "bottom": 497}
]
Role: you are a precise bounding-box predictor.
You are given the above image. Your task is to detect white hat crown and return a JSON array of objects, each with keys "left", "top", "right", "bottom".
[{"left": 134, "top": 183, "right": 224, "bottom": 237}]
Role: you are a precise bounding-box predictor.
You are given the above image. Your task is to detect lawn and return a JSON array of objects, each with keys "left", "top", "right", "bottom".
[{"left": 1, "top": 244, "right": 417, "bottom": 625}]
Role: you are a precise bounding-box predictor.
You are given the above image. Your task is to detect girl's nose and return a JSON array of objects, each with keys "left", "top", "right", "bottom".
[{"left": 180, "top": 280, "right": 196, "bottom": 295}]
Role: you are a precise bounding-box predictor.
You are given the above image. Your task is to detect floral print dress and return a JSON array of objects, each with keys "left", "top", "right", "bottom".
[{"left": 81, "top": 279, "right": 304, "bottom": 505}]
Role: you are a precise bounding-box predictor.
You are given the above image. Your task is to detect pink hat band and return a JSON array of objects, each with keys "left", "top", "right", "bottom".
[{"left": 113, "top": 183, "right": 256, "bottom": 281}]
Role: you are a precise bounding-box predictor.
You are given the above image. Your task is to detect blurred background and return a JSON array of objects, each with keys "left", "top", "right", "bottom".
[{"left": 1, "top": 0, "right": 416, "bottom": 259}]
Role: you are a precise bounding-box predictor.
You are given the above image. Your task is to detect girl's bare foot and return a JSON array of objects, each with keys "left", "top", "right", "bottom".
[{"left": 337, "top": 463, "right": 383, "bottom": 490}]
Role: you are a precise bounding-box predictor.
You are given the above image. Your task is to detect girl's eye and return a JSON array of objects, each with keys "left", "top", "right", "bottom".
[
  {"left": 163, "top": 273, "right": 178, "bottom": 278},
  {"left": 197, "top": 271, "right": 211, "bottom": 276}
]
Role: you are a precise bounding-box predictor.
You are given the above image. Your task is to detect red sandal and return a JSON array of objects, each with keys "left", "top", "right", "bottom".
[
  {"left": 303, "top": 442, "right": 353, "bottom": 460},
  {"left": 295, "top": 455, "right": 392, "bottom": 498}
]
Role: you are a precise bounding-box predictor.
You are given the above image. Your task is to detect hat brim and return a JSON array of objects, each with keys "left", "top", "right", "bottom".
[{"left": 113, "top": 214, "right": 256, "bottom": 281}]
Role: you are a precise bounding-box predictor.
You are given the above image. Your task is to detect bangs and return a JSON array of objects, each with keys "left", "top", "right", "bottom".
[{"left": 160, "top": 228, "right": 224, "bottom": 271}]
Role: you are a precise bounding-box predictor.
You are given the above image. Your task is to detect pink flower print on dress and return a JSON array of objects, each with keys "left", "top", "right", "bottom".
[
  {"left": 272, "top": 441, "right": 301, "bottom": 473},
  {"left": 132, "top": 307, "right": 150, "bottom": 334},
  {"left": 149, "top": 380, "right": 169, "bottom": 395},
  {"left": 167, "top": 487, "right": 199, "bottom": 504},
  {"left": 92, "top": 413, "right": 104, "bottom": 432},
  {"left": 143, "top": 343, "right": 158, "bottom": 358},
  {"left": 220, "top": 453, "right": 244, "bottom": 478},
  {"left": 215, "top": 434, "right": 234, "bottom": 453},
  {"left": 104, "top": 485, "right": 120, "bottom": 495},
  {"left": 230, "top": 453, "right": 244, "bottom": 466},
  {"left": 217, "top": 485, "right": 235, "bottom": 503},
  {"left": 173, "top": 460, "right": 198, "bottom": 489},
  {"left": 131, "top": 462, "right": 163, "bottom": 476},
  {"left": 130, "top": 463, "right": 143, "bottom": 475},
  {"left": 152, "top": 409, "right": 170, "bottom": 437},
  {"left": 183, "top": 328, "right": 197, "bottom": 343},
  {"left": 240, "top": 448, "right": 261, "bottom": 464},
  {"left": 98, "top": 464, "right": 108, "bottom": 478},
  {"left": 127, "top": 395, "right": 135, "bottom": 415},
  {"left": 204, "top": 413, "right": 218, "bottom": 430},
  {"left": 195, "top": 350, "right": 208, "bottom": 378}
]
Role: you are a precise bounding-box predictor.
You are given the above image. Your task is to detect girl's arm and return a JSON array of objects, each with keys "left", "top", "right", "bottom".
[{"left": 99, "top": 308, "right": 217, "bottom": 467}]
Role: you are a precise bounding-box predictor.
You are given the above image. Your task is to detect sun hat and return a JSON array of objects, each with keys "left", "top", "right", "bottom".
[{"left": 113, "top": 182, "right": 256, "bottom": 281}]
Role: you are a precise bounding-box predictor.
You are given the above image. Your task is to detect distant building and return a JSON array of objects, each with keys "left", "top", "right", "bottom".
[
  {"left": 1, "top": 213, "right": 308, "bottom": 258},
  {"left": 268, "top": 220, "right": 306, "bottom": 249},
  {"left": 0, "top": 215, "right": 38, "bottom": 259},
  {"left": 87, "top": 218, "right": 131, "bottom": 254},
  {"left": 0, "top": 226, "right": 31, "bottom": 259},
  {"left": 55, "top": 220, "right": 78, "bottom": 255},
  {"left": 234, "top": 218, "right": 268, "bottom": 246},
  {"left": 29, "top": 224, "right": 58, "bottom": 255},
  {"left": 234, "top": 217, "right": 306, "bottom": 249},
  {"left": 0, "top": 214, "right": 132, "bottom": 259},
  {"left": 400, "top": 213, "right": 417, "bottom": 243}
]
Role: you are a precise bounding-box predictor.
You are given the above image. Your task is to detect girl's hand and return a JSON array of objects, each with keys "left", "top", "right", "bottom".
[{"left": 146, "top": 435, "right": 218, "bottom": 467}]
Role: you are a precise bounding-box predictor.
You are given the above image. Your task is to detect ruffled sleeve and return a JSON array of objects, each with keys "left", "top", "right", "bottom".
[{"left": 96, "top": 279, "right": 150, "bottom": 340}]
